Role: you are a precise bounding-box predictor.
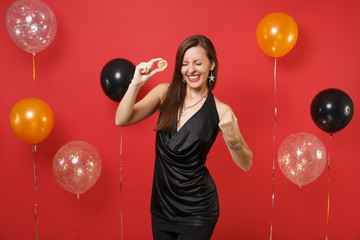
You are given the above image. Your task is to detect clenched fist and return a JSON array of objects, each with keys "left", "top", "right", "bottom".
[{"left": 218, "top": 110, "right": 241, "bottom": 145}]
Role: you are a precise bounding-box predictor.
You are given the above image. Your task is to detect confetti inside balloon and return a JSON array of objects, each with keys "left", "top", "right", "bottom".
[
  {"left": 5, "top": 0, "right": 57, "bottom": 54},
  {"left": 278, "top": 132, "right": 327, "bottom": 186},
  {"left": 53, "top": 141, "right": 102, "bottom": 197}
]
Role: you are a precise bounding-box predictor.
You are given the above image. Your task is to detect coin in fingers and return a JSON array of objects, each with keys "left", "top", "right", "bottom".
[{"left": 158, "top": 59, "right": 168, "bottom": 70}]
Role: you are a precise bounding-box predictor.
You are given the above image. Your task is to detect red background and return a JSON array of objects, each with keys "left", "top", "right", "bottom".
[{"left": 1, "top": 0, "right": 359, "bottom": 239}]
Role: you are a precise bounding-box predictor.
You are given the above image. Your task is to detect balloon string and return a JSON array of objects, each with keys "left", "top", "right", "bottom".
[
  {"left": 120, "top": 134, "right": 123, "bottom": 193},
  {"left": 33, "top": 144, "right": 38, "bottom": 191},
  {"left": 270, "top": 58, "right": 277, "bottom": 240},
  {"left": 326, "top": 134, "right": 332, "bottom": 240},
  {"left": 120, "top": 134, "right": 123, "bottom": 240},
  {"left": 77, "top": 196, "right": 81, "bottom": 240},
  {"left": 121, "top": 211, "right": 123, "bottom": 240},
  {"left": 298, "top": 186, "right": 302, "bottom": 239},
  {"left": 269, "top": 186, "right": 274, "bottom": 240},
  {"left": 274, "top": 58, "right": 277, "bottom": 128},
  {"left": 32, "top": 144, "right": 39, "bottom": 240},
  {"left": 33, "top": 53, "right": 36, "bottom": 85}
]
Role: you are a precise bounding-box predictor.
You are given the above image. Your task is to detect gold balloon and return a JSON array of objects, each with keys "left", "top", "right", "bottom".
[
  {"left": 256, "top": 12, "right": 298, "bottom": 58},
  {"left": 9, "top": 98, "right": 54, "bottom": 144}
]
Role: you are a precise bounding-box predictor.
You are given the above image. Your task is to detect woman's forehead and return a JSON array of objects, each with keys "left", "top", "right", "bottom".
[{"left": 183, "top": 46, "right": 207, "bottom": 60}]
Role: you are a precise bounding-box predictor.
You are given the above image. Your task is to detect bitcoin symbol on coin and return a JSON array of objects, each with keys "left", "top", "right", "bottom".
[{"left": 158, "top": 60, "right": 168, "bottom": 70}]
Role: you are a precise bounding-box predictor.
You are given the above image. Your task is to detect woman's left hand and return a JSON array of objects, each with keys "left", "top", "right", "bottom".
[
  {"left": 218, "top": 106, "right": 253, "bottom": 171},
  {"left": 218, "top": 110, "right": 241, "bottom": 145}
]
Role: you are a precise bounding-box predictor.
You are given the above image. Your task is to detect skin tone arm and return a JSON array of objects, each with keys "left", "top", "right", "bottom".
[
  {"left": 115, "top": 58, "right": 168, "bottom": 126},
  {"left": 216, "top": 100, "right": 253, "bottom": 171}
]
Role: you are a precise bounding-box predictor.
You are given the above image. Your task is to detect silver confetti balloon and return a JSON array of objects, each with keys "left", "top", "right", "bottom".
[{"left": 5, "top": 0, "right": 57, "bottom": 54}]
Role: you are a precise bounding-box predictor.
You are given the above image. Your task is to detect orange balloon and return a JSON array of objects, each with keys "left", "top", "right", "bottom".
[
  {"left": 9, "top": 98, "right": 54, "bottom": 144},
  {"left": 256, "top": 12, "right": 298, "bottom": 58}
]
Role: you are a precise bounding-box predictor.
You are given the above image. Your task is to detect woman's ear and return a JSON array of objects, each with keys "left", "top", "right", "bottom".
[{"left": 211, "top": 62, "right": 216, "bottom": 71}]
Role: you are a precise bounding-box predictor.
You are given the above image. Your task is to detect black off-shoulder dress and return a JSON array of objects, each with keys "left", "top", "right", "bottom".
[{"left": 151, "top": 92, "right": 220, "bottom": 231}]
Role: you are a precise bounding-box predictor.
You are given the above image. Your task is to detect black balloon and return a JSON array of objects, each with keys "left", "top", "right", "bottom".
[
  {"left": 100, "top": 58, "right": 135, "bottom": 102},
  {"left": 310, "top": 88, "right": 354, "bottom": 134}
]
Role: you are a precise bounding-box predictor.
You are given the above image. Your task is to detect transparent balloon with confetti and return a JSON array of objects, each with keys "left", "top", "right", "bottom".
[
  {"left": 53, "top": 141, "right": 102, "bottom": 198},
  {"left": 278, "top": 132, "right": 327, "bottom": 187},
  {"left": 5, "top": 0, "right": 57, "bottom": 54}
]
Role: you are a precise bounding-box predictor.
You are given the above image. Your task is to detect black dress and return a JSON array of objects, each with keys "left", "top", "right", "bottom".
[{"left": 151, "top": 92, "right": 220, "bottom": 228}]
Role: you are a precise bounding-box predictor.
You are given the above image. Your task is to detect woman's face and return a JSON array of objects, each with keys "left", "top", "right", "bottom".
[{"left": 181, "top": 46, "right": 215, "bottom": 91}]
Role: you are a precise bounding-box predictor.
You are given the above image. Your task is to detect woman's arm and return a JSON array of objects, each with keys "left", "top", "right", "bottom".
[
  {"left": 115, "top": 58, "right": 168, "bottom": 126},
  {"left": 216, "top": 99, "right": 253, "bottom": 171}
]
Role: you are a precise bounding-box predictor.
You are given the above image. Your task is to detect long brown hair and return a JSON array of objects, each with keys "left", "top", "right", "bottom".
[{"left": 155, "top": 35, "right": 219, "bottom": 132}]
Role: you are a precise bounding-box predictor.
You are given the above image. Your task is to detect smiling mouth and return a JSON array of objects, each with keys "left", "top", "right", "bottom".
[{"left": 188, "top": 75, "right": 200, "bottom": 82}]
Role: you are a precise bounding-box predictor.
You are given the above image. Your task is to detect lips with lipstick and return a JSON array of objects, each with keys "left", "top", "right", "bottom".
[{"left": 188, "top": 75, "right": 201, "bottom": 82}]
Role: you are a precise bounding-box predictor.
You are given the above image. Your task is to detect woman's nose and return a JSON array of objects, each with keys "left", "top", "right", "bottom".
[{"left": 188, "top": 65, "right": 195, "bottom": 73}]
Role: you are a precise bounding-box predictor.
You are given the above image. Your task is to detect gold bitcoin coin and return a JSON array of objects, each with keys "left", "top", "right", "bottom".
[{"left": 158, "top": 59, "right": 168, "bottom": 70}]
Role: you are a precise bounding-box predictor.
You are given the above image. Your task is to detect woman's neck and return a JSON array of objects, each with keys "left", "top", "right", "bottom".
[{"left": 185, "top": 86, "right": 209, "bottom": 99}]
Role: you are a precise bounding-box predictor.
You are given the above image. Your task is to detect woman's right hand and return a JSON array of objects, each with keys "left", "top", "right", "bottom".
[
  {"left": 131, "top": 58, "right": 164, "bottom": 88},
  {"left": 115, "top": 58, "right": 166, "bottom": 126}
]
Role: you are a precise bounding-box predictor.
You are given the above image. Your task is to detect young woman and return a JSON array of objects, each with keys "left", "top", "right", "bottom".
[{"left": 115, "top": 35, "right": 253, "bottom": 240}]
